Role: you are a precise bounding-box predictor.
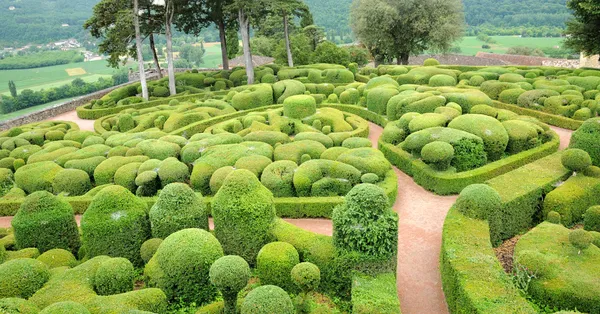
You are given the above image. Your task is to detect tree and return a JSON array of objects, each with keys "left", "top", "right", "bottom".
[
  {"left": 274, "top": 34, "right": 312, "bottom": 66},
  {"left": 8, "top": 80, "right": 17, "bottom": 98},
  {"left": 226, "top": 27, "right": 240, "bottom": 59},
  {"left": 134, "top": 0, "right": 149, "bottom": 100},
  {"left": 267, "top": 0, "right": 309, "bottom": 67},
  {"left": 312, "top": 41, "right": 350, "bottom": 65},
  {"left": 350, "top": 0, "right": 464, "bottom": 65},
  {"left": 153, "top": 0, "right": 177, "bottom": 96},
  {"left": 506, "top": 46, "right": 545, "bottom": 57},
  {"left": 179, "top": 44, "right": 205, "bottom": 67},
  {"left": 303, "top": 25, "right": 325, "bottom": 51},
  {"left": 565, "top": 0, "right": 600, "bottom": 58}
]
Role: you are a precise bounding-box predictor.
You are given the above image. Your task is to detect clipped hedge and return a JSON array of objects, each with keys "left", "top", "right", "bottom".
[
  {"left": 491, "top": 101, "right": 584, "bottom": 130},
  {"left": 351, "top": 272, "right": 400, "bottom": 314}
]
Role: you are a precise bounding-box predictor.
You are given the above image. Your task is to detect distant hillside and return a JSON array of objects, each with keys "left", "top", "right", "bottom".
[
  {"left": 0, "top": 0, "right": 97, "bottom": 46},
  {"left": 303, "top": 0, "right": 353, "bottom": 39}
]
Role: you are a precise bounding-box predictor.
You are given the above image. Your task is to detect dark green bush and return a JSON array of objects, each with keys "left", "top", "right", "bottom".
[
  {"left": 212, "top": 169, "right": 276, "bottom": 264},
  {"left": 209, "top": 255, "right": 251, "bottom": 314},
  {"left": 256, "top": 242, "right": 299, "bottom": 292},
  {"left": 12, "top": 191, "right": 80, "bottom": 253},
  {"left": 149, "top": 228, "right": 224, "bottom": 304},
  {"left": 332, "top": 184, "right": 398, "bottom": 259},
  {"left": 455, "top": 184, "right": 501, "bottom": 220},
  {"left": 39, "top": 301, "right": 90, "bottom": 314},
  {"left": 584, "top": 206, "right": 600, "bottom": 232},
  {"left": 149, "top": 183, "right": 208, "bottom": 239},
  {"left": 561, "top": 148, "right": 593, "bottom": 172},
  {"left": 448, "top": 114, "right": 509, "bottom": 161},
  {"left": 421, "top": 141, "right": 455, "bottom": 171},
  {"left": 291, "top": 262, "right": 320, "bottom": 293},
  {"left": 81, "top": 185, "right": 150, "bottom": 266},
  {"left": 140, "top": 238, "right": 162, "bottom": 264},
  {"left": 36, "top": 248, "right": 77, "bottom": 268},
  {"left": 0, "top": 258, "right": 50, "bottom": 298},
  {"left": 240, "top": 285, "right": 294, "bottom": 314},
  {"left": 52, "top": 168, "right": 91, "bottom": 196},
  {"left": 569, "top": 117, "right": 600, "bottom": 167}
]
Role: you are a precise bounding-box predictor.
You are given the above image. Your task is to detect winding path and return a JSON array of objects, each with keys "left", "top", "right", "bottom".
[{"left": 0, "top": 111, "right": 576, "bottom": 314}]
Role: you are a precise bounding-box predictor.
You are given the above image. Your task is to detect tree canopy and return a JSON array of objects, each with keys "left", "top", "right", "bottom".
[{"left": 565, "top": 0, "right": 600, "bottom": 57}]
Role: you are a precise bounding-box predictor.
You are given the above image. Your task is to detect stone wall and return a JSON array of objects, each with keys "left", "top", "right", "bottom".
[
  {"left": 475, "top": 52, "right": 579, "bottom": 67},
  {"left": 580, "top": 53, "right": 600, "bottom": 69}
]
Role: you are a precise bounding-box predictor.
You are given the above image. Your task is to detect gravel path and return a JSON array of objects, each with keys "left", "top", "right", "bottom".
[
  {"left": 49, "top": 110, "right": 95, "bottom": 131},
  {"left": 0, "top": 112, "right": 576, "bottom": 314}
]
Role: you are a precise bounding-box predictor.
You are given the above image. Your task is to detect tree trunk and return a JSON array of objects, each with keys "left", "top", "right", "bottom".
[
  {"left": 165, "top": 1, "right": 176, "bottom": 95},
  {"left": 218, "top": 19, "right": 229, "bottom": 70},
  {"left": 239, "top": 8, "right": 254, "bottom": 84},
  {"left": 149, "top": 33, "right": 162, "bottom": 79},
  {"left": 283, "top": 14, "right": 293, "bottom": 67},
  {"left": 133, "top": 0, "right": 148, "bottom": 100},
  {"left": 400, "top": 53, "right": 409, "bottom": 65}
]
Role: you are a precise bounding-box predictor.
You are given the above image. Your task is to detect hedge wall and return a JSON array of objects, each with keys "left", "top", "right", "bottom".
[
  {"left": 491, "top": 101, "right": 584, "bottom": 131},
  {"left": 351, "top": 272, "right": 401, "bottom": 314},
  {"left": 379, "top": 130, "right": 560, "bottom": 195},
  {"left": 441, "top": 207, "right": 536, "bottom": 314}
]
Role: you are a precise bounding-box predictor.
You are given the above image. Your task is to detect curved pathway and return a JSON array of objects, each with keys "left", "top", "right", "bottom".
[{"left": 0, "top": 112, "right": 576, "bottom": 314}]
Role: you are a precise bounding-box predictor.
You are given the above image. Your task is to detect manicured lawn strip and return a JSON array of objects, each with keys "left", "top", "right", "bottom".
[
  {"left": 491, "top": 100, "right": 584, "bottom": 130},
  {"left": 485, "top": 151, "right": 571, "bottom": 246},
  {"left": 440, "top": 206, "right": 536, "bottom": 314}
]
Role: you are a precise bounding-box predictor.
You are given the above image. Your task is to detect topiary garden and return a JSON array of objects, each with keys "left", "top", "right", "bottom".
[{"left": 1, "top": 61, "right": 600, "bottom": 313}]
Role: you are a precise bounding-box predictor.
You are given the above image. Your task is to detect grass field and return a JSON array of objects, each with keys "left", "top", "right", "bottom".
[
  {"left": 197, "top": 43, "right": 225, "bottom": 69},
  {"left": 0, "top": 60, "right": 117, "bottom": 95},
  {"left": 0, "top": 96, "right": 78, "bottom": 122},
  {"left": 455, "top": 36, "right": 566, "bottom": 56}
]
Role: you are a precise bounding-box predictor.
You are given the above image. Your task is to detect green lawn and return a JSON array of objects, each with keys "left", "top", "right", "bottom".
[
  {"left": 0, "top": 96, "right": 78, "bottom": 122},
  {"left": 0, "top": 60, "right": 117, "bottom": 95},
  {"left": 197, "top": 43, "right": 224, "bottom": 69},
  {"left": 455, "top": 36, "right": 566, "bottom": 56}
]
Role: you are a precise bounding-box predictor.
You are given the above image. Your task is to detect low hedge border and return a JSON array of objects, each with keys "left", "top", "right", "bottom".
[
  {"left": 0, "top": 120, "right": 80, "bottom": 137},
  {"left": 378, "top": 131, "right": 560, "bottom": 195},
  {"left": 485, "top": 151, "right": 571, "bottom": 246},
  {"left": 441, "top": 206, "right": 536, "bottom": 314},
  {"left": 351, "top": 272, "right": 401, "bottom": 314},
  {"left": 76, "top": 90, "right": 230, "bottom": 120},
  {"left": 318, "top": 104, "right": 390, "bottom": 127},
  {"left": 491, "top": 101, "right": 584, "bottom": 131}
]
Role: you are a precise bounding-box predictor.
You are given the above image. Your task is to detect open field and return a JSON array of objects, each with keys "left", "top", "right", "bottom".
[
  {"left": 0, "top": 96, "right": 77, "bottom": 122},
  {"left": 0, "top": 60, "right": 117, "bottom": 95},
  {"left": 197, "top": 43, "right": 224, "bottom": 69},
  {"left": 456, "top": 36, "right": 565, "bottom": 56}
]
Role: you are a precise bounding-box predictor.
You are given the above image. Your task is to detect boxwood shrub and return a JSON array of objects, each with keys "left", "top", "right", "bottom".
[
  {"left": 149, "top": 183, "right": 208, "bottom": 239},
  {"left": 256, "top": 241, "right": 300, "bottom": 292},
  {"left": 0, "top": 258, "right": 50, "bottom": 299},
  {"left": 240, "top": 285, "right": 294, "bottom": 314},
  {"left": 94, "top": 257, "right": 135, "bottom": 295}
]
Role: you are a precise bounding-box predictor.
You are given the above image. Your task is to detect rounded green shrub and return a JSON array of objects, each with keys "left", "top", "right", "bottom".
[
  {"left": 361, "top": 173, "right": 379, "bottom": 184},
  {"left": 0, "top": 258, "right": 50, "bottom": 298},
  {"left": 212, "top": 169, "right": 275, "bottom": 264},
  {"left": 81, "top": 185, "right": 150, "bottom": 266},
  {"left": 151, "top": 228, "right": 224, "bottom": 304},
  {"left": 423, "top": 58, "right": 440, "bottom": 66},
  {"left": 210, "top": 166, "right": 235, "bottom": 194},
  {"left": 470, "top": 104, "right": 498, "bottom": 118},
  {"left": 569, "top": 117, "right": 600, "bottom": 167},
  {"left": 39, "top": 301, "right": 90, "bottom": 314},
  {"left": 283, "top": 95, "right": 317, "bottom": 119},
  {"left": 152, "top": 86, "right": 170, "bottom": 97},
  {"left": 294, "top": 132, "right": 333, "bottom": 148},
  {"left": 569, "top": 229, "right": 593, "bottom": 252},
  {"left": 256, "top": 242, "right": 299, "bottom": 292},
  {"left": 94, "top": 257, "right": 135, "bottom": 295},
  {"left": 332, "top": 184, "right": 398, "bottom": 259},
  {"left": 36, "top": 248, "right": 77, "bottom": 268},
  {"left": 455, "top": 184, "right": 501, "bottom": 220},
  {"left": 293, "top": 159, "right": 362, "bottom": 197},
  {"left": 408, "top": 113, "right": 448, "bottom": 133},
  {"left": 448, "top": 114, "right": 509, "bottom": 161},
  {"left": 141, "top": 238, "right": 162, "bottom": 264},
  {"left": 14, "top": 161, "right": 63, "bottom": 194},
  {"left": 469, "top": 75, "right": 486, "bottom": 87},
  {"left": 0, "top": 298, "right": 40, "bottom": 313},
  {"left": 561, "top": 148, "right": 592, "bottom": 172},
  {"left": 149, "top": 183, "right": 208, "bottom": 239},
  {"left": 547, "top": 211, "right": 562, "bottom": 224},
  {"left": 12, "top": 191, "right": 80, "bottom": 253},
  {"left": 421, "top": 141, "right": 455, "bottom": 171},
  {"left": 260, "top": 160, "right": 297, "bottom": 197},
  {"left": 52, "top": 168, "right": 91, "bottom": 196},
  {"left": 157, "top": 157, "right": 189, "bottom": 187},
  {"left": 209, "top": 255, "right": 251, "bottom": 314},
  {"left": 240, "top": 285, "right": 294, "bottom": 314},
  {"left": 291, "top": 262, "right": 320, "bottom": 293},
  {"left": 341, "top": 137, "right": 372, "bottom": 149},
  {"left": 337, "top": 147, "right": 391, "bottom": 178},
  {"left": 234, "top": 155, "right": 272, "bottom": 177},
  {"left": 429, "top": 74, "right": 456, "bottom": 87},
  {"left": 584, "top": 206, "right": 600, "bottom": 232}
]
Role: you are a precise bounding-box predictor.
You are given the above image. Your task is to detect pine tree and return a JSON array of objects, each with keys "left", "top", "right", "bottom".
[{"left": 8, "top": 80, "right": 17, "bottom": 98}]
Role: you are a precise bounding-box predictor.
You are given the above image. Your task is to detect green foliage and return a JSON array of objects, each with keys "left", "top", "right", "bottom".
[
  {"left": 565, "top": 0, "right": 600, "bottom": 60},
  {"left": 429, "top": 74, "right": 456, "bottom": 87},
  {"left": 312, "top": 42, "right": 351, "bottom": 65},
  {"left": 569, "top": 118, "right": 600, "bottom": 167},
  {"left": 257, "top": 242, "right": 300, "bottom": 292},
  {"left": 52, "top": 168, "right": 91, "bottom": 196},
  {"left": 94, "top": 257, "right": 134, "bottom": 295},
  {"left": 585, "top": 206, "right": 600, "bottom": 232},
  {"left": 0, "top": 298, "right": 40, "bottom": 314},
  {"left": 14, "top": 161, "right": 63, "bottom": 194},
  {"left": 570, "top": 229, "right": 593, "bottom": 251},
  {"left": 37, "top": 249, "right": 77, "bottom": 269},
  {"left": 231, "top": 84, "right": 274, "bottom": 110},
  {"left": 455, "top": 184, "right": 502, "bottom": 220},
  {"left": 333, "top": 184, "right": 398, "bottom": 259},
  {"left": 212, "top": 169, "right": 276, "bottom": 264},
  {"left": 448, "top": 114, "right": 509, "bottom": 161},
  {"left": 240, "top": 285, "right": 294, "bottom": 314},
  {"left": 561, "top": 148, "right": 592, "bottom": 172},
  {"left": 81, "top": 185, "right": 150, "bottom": 266},
  {"left": 149, "top": 183, "right": 208, "bottom": 239},
  {"left": 148, "top": 228, "right": 223, "bottom": 304},
  {"left": 421, "top": 141, "right": 455, "bottom": 171},
  {"left": 12, "top": 191, "right": 80, "bottom": 253},
  {"left": 283, "top": 95, "right": 317, "bottom": 119},
  {"left": 209, "top": 255, "right": 250, "bottom": 314},
  {"left": 0, "top": 258, "right": 50, "bottom": 299},
  {"left": 543, "top": 174, "right": 600, "bottom": 226},
  {"left": 293, "top": 159, "right": 362, "bottom": 197},
  {"left": 291, "top": 262, "right": 321, "bottom": 293},
  {"left": 39, "top": 301, "right": 90, "bottom": 314},
  {"left": 351, "top": 272, "right": 400, "bottom": 314},
  {"left": 260, "top": 160, "right": 298, "bottom": 197},
  {"left": 140, "top": 238, "right": 162, "bottom": 264}
]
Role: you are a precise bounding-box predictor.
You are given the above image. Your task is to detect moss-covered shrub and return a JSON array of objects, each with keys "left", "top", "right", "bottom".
[
  {"left": 260, "top": 160, "right": 298, "bottom": 197},
  {"left": 0, "top": 258, "right": 50, "bottom": 298},
  {"left": 283, "top": 95, "right": 317, "bottom": 119},
  {"left": 36, "top": 248, "right": 77, "bottom": 268},
  {"left": 14, "top": 161, "right": 63, "bottom": 194},
  {"left": 240, "top": 285, "right": 294, "bottom": 314},
  {"left": 256, "top": 242, "right": 299, "bottom": 292},
  {"left": 94, "top": 257, "right": 135, "bottom": 295},
  {"left": 12, "top": 191, "right": 80, "bottom": 253},
  {"left": 149, "top": 183, "right": 208, "bottom": 239},
  {"left": 423, "top": 58, "right": 440, "bottom": 66},
  {"left": 291, "top": 262, "right": 320, "bottom": 293},
  {"left": 212, "top": 169, "right": 275, "bottom": 264},
  {"left": 421, "top": 141, "right": 455, "bottom": 171},
  {"left": 455, "top": 184, "right": 501, "bottom": 220},
  {"left": 569, "top": 229, "right": 593, "bottom": 252},
  {"left": 293, "top": 159, "right": 362, "bottom": 197},
  {"left": 569, "top": 117, "right": 600, "bottom": 167},
  {"left": 429, "top": 74, "right": 457, "bottom": 87},
  {"left": 448, "top": 114, "right": 509, "bottom": 161},
  {"left": 332, "top": 184, "right": 398, "bottom": 259},
  {"left": 141, "top": 238, "right": 162, "bottom": 264},
  {"left": 149, "top": 228, "right": 224, "bottom": 304},
  {"left": 0, "top": 298, "right": 40, "bottom": 313},
  {"left": 52, "top": 168, "right": 91, "bottom": 196},
  {"left": 81, "top": 185, "right": 150, "bottom": 266},
  {"left": 561, "top": 148, "right": 592, "bottom": 172},
  {"left": 39, "top": 301, "right": 90, "bottom": 314},
  {"left": 209, "top": 255, "right": 251, "bottom": 314}
]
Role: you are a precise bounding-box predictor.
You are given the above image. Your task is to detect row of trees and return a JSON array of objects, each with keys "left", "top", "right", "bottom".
[{"left": 0, "top": 50, "right": 84, "bottom": 70}]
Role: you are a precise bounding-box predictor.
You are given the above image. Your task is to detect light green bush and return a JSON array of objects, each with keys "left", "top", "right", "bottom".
[
  {"left": 455, "top": 184, "right": 502, "bottom": 220},
  {"left": 94, "top": 257, "right": 134, "bottom": 295},
  {"left": 256, "top": 242, "right": 299, "bottom": 292},
  {"left": 209, "top": 255, "right": 250, "bottom": 314},
  {"left": 37, "top": 248, "right": 77, "bottom": 269},
  {"left": 149, "top": 183, "right": 208, "bottom": 239},
  {"left": 291, "top": 262, "right": 320, "bottom": 293},
  {"left": 0, "top": 258, "right": 50, "bottom": 299},
  {"left": 421, "top": 141, "right": 455, "bottom": 171},
  {"left": 240, "top": 285, "right": 294, "bottom": 314},
  {"left": 561, "top": 148, "right": 592, "bottom": 172},
  {"left": 52, "top": 168, "right": 91, "bottom": 196},
  {"left": 14, "top": 161, "right": 63, "bottom": 194}
]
